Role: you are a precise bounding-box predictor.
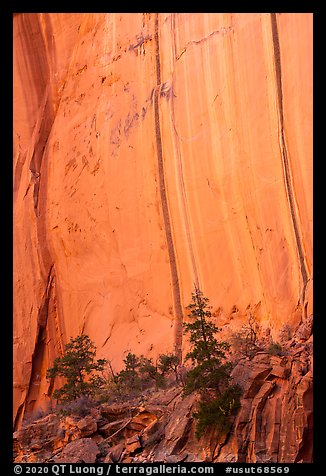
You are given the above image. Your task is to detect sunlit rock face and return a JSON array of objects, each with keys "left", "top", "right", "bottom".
[{"left": 13, "top": 13, "right": 312, "bottom": 427}]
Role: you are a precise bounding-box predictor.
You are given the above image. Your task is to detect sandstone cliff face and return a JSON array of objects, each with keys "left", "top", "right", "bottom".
[{"left": 13, "top": 13, "right": 312, "bottom": 429}]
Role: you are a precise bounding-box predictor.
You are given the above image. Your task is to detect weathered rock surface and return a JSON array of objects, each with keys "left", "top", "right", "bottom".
[
  {"left": 13, "top": 11, "right": 312, "bottom": 446},
  {"left": 218, "top": 343, "right": 313, "bottom": 463},
  {"left": 76, "top": 415, "right": 98, "bottom": 437},
  {"left": 13, "top": 413, "right": 64, "bottom": 463},
  {"left": 14, "top": 342, "right": 312, "bottom": 463},
  {"left": 104, "top": 442, "right": 125, "bottom": 463},
  {"left": 54, "top": 438, "right": 100, "bottom": 463}
]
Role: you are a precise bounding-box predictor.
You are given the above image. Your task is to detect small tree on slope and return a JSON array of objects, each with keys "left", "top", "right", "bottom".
[
  {"left": 183, "top": 286, "right": 232, "bottom": 394},
  {"left": 46, "top": 334, "right": 107, "bottom": 403},
  {"left": 183, "top": 286, "right": 241, "bottom": 438}
]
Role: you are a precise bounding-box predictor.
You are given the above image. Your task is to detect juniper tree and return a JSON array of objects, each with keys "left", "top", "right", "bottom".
[
  {"left": 193, "top": 384, "right": 242, "bottom": 439},
  {"left": 183, "top": 286, "right": 242, "bottom": 437},
  {"left": 46, "top": 334, "right": 107, "bottom": 403},
  {"left": 117, "top": 352, "right": 141, "bottom": 390},
  {"left": 157, "top": 353, "right": 180, "bottom": 383},
  {"left": 118, "top": 353, "right": 164, "bottom": 390},
  {"left": 183, "top": 286, "right": 232, "bottom": 394},
  {"left": 138, "top": 356, "right": 164, "bottom": 388}
]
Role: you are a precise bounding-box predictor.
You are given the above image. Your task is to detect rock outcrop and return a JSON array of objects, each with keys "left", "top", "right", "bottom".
[
  {"left": 13, "top": 11, "right": 312, "bottom": 441},
  {"left": 54, "top": 438, "right": 100, "bottom": 463},
  {"left": 221, "top": 341, "right": 313, "bottom": 462},
  {"left": 13, "top": 341, "right": 312, "bottom": 463}
]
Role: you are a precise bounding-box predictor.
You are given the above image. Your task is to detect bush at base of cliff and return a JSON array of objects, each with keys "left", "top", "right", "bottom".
[
  {"left": 46, "top": 334, "right": 107, "bottom": 403},
  {"left": 21, "top": 402, "right": 54, "bottom": 428},
  {"left": 114, "top": 352, "right": 166, "bottom": 398},
  {"left": 55, "top": 395, "right": 98, "bottom": 417},
  {"left": 157, "top": 353, "right": 181, "bottom": 384},
  {"left": 230, "top": 314, "right": 261, "bottom": 360},
  {"left": 193, "top": 384, "right": 242, "bottom": 439},
  {"left": 183, "top": 361, "right": 233, "bottom": 396},
  {"left": 267, "top": 342, "right": 284, "bottom": 356}
]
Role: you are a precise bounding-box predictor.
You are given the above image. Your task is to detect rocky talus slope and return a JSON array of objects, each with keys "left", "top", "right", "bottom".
[{"left": 14, "top": 332, "right": 312, "bottom": 463}]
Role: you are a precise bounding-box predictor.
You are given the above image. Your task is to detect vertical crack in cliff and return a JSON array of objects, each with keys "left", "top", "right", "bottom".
[
  {"left": 22, "top": 265, "right": 55, "bottom": 422},
  {"left": 21, "top": 262, "right": 66, "bottom": 425},
  {"left": 270, "top": 13, "right": 309, "bottom": 304},
  {"left": 154, "top": 14, "right": 183, "bottom": 360},
  {"left": 170, "top": 14, "right": 200, "bottom": 291}
]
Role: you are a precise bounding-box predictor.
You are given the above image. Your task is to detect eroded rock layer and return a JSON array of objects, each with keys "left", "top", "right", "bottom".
[{"left": 13, "top": 13, "right": 312, "bottom": 428}]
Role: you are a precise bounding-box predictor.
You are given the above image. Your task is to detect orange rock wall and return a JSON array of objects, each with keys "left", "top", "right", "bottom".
[{"left": 13, "top": 13, "right": 312, "bottom": 426}]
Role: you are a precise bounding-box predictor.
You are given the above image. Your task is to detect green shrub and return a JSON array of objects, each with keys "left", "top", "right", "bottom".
[
  {"left": 139, "top": 356, "right": 165, "bottom": 388},
  {"left": 193, "top": 384, "right": 242, "bottom": 439},
  {"left": 157, "top": 353, "right": 180, "bottom": 383},
  {"left": 117, "top": 352, "right": 165, "bottom": 392},
  {"left": 95, "top": 373, "right": 124, "bottom": 403},
  {"left": 46, "top": 334, "right": 107, "bottom": 403},
  {"left": 267, "top": 342, "right": 284, "bottom": 356},
  {"left": 117, "top": 352, "right": 142, "bottom": 391},
  {"left": 183, "top": 361, "right": 233, "bottom": 396}
]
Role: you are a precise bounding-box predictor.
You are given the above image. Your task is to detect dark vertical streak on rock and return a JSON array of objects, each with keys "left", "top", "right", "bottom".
[
  {"left": 171, "top": 14, "right": 200, "bottom": 291},
  {"left": 23, "top": 265, "right": 56, "bottom": 419},
  {"left": 154, "top": 15, "right": 161, "bottom": 87},
  {"left": 154, "top": 14, "right": 183, "bottom": 360},
  {"left": 270, "top": 13, "right": 308, "bottom": 303},
  {"left": 13, "top": 403, "right": 25, "bottom": 432}
]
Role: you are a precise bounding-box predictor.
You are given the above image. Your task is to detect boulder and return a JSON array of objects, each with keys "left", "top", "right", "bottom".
[
  {"left": 128, "top": 411, "right": 157, "bottom": 432},
  {"left": 294, "top": 315, "right": 313, "bottom": 341},
  {"left": 55, "top": 438, "right": 99, "bottom": 463},
  {"left": 100, "top": 403, "right": 137, "bottom": 420},
  {"left": 77, "top": 416, "right": 98, "bottom": 437},
  {"left": 104, "top": 442, "right": 125, "bottom": 462},
  {"left": 165, "top": 454, "right": 188, "bottom": 463},
  {"left": 98, "top": 418, "right": 129, "bottom": 438},
  {"left": 104, "top": 453, "right": 114, "bottom": 463},
  {"left": 125, "top": 434, "right": 142, "bottom": 454}
]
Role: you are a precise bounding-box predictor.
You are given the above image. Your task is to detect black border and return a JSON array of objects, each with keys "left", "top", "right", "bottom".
[
  {"left": 1, "top": 5, "right": 14, "bottom": 472},
  {"left": 2, "top": 2, "right": 321, "bottom": 472}
]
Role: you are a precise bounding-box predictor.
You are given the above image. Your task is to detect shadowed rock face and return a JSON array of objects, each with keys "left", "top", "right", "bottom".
[{"left": 13, "top": 13, "right": 312, "bottom": 430}]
